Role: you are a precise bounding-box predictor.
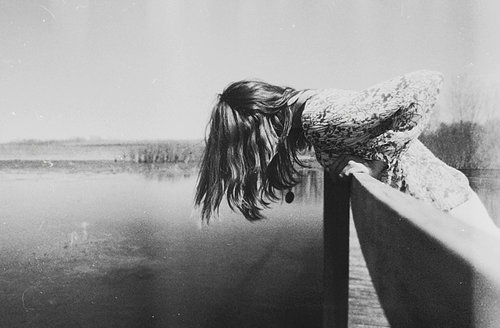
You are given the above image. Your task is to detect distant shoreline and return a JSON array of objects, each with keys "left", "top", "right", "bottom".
[
  {"left": 0, "top": 160, "right": 200, "bottom": 178},
  {"left": 2, "top": 130, "right": 500, "bottom": 170},
  {"left": 0, "top": 140, "right": 205, "bottom": 163}
]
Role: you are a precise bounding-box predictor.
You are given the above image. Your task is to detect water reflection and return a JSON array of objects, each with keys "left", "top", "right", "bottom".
[
  {"left": 0, "top": 160, "right": 198, "bottom": 182},
  {"left": 0, "top": 166, "right": 324, "bottom": 328},
  {"left": 3, "top": 162, "right": 496, "bottom": 223},
  {"left": 293, "top": 169, "right": 324, "bottom": 204}
]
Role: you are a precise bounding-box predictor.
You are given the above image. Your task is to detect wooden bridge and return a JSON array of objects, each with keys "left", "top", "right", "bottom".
[{"left": 323, "top": 173, "right": 500, "bottom": 328}]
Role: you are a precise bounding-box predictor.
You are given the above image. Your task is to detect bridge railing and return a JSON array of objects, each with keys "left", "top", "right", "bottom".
[{"left": 323, "top": 172, "right": 500, "bottom": 328}]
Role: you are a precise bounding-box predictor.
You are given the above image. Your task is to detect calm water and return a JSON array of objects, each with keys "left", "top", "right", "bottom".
[
  {"left": 0, "top": 162, "right": 498, "bottom": 328},
  {"left": 0, "top": 163, "right": 324, "bottom": 328}
]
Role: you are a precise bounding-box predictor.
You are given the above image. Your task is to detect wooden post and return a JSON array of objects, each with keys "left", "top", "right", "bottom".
[{"left": 323, "top": 172, "right": 351, "bottom": 328}]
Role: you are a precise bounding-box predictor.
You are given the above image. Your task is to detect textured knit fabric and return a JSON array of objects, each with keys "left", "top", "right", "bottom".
[{"left": 301, "top": 70, "right": 472, "bottom": 211}]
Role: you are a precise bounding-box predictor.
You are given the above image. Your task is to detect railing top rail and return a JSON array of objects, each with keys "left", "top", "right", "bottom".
[{"left": 351, "top": 173, "right": 500, "bottom": 285}]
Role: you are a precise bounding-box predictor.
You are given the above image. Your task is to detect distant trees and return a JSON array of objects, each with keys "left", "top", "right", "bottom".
[
  {"left": 420, "top": 72, "right": 500, "bottom": 169},
  {"left": 420, "top": 120, "right": 500, "bottom": 169}
]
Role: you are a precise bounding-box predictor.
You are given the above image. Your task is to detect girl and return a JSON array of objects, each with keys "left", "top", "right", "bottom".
[{"left": 195, "top": 70, "right": 497, "bottom": 232}]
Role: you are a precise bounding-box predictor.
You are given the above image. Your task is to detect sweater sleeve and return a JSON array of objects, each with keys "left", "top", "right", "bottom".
[
  {"left": 359, "top": 70, "right": 444, "bottom": 163},
  {"left": 302, "top": 70, "right": 444, "bottom": 167},
  {"left": 348, "top": 70, "right": 442, "bottom": 123}
]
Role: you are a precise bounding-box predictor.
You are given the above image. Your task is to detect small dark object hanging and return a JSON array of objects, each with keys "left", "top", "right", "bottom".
[{"left": 285, "top": 190, "right": 295, "bottom": 204}]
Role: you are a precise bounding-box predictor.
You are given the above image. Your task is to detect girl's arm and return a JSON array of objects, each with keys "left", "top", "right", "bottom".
[
  {"left": 305, "top": 71, "right": 443, "bottom": 167},
  {"left": 360, "top": 70, "right": 444, "bottom": 163},
  {"left": 308, "top": 71, "right": 443, "bottom": 148},
  {"left": 332, "top": 70, "right": 443, "bottom": 162},
  {"left": 348, "top": 70, "right": 443, "bottom": 123}
]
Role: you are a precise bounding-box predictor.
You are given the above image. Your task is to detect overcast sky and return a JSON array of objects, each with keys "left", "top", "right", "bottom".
[{"left": 1, "top": 0, "right": 499, "bottom": 142}]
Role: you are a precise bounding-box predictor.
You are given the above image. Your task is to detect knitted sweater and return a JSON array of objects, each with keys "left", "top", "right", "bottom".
[{"left": 301, "top": 70, "right": 472, "bottom": 211}]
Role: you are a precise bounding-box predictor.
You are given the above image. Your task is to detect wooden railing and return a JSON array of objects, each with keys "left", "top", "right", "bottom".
[{"left": 323, "top": 172, "right": 500, "bottom": 328}]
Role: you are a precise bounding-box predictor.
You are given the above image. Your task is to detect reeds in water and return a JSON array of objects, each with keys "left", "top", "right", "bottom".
[{"left": 124, "top": 141, "right": 204, "bottom": 164}]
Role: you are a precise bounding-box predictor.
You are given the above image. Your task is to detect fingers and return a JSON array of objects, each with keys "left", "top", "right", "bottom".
[
  {"left": 339, "top": 160, "right": 370, "bottom": 178},
  {"left": 326, "top": 156, "right": 373, "bottom": 183}
]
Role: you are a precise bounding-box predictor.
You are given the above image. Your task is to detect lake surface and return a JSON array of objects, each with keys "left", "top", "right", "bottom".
[
  {"left": 0, "top": 160, "right": 498, "bottom": 328},
  {"left": 0, "top": 162, "right": 324, "bottom": 328}
]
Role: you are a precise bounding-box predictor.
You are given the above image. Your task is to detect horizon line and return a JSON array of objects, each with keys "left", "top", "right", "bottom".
[{"left": 0, "top": 137, "right": 204, "bottom": 145}]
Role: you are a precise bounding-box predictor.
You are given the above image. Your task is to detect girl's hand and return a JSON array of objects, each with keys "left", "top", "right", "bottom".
[
  {"left": 339, "top": 160, "right": 371, "bottom": 178},
  {"left": 326, "top": 155, "right": 386, "bottom": 183}
]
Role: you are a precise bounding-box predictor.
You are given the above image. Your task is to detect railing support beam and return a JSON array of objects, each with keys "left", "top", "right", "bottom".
[{"left": 323, "top": 173, "right": 351, "bottom": 328}]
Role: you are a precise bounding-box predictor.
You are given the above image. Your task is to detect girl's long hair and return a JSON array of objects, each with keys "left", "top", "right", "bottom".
[{"left": 195, "top": 80, "right": 310, "bottom": 222}]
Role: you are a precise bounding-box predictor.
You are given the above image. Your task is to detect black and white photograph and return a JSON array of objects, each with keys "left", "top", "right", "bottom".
[{"left": 1, "top": 1, "right": 500, "bottom": 327}]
